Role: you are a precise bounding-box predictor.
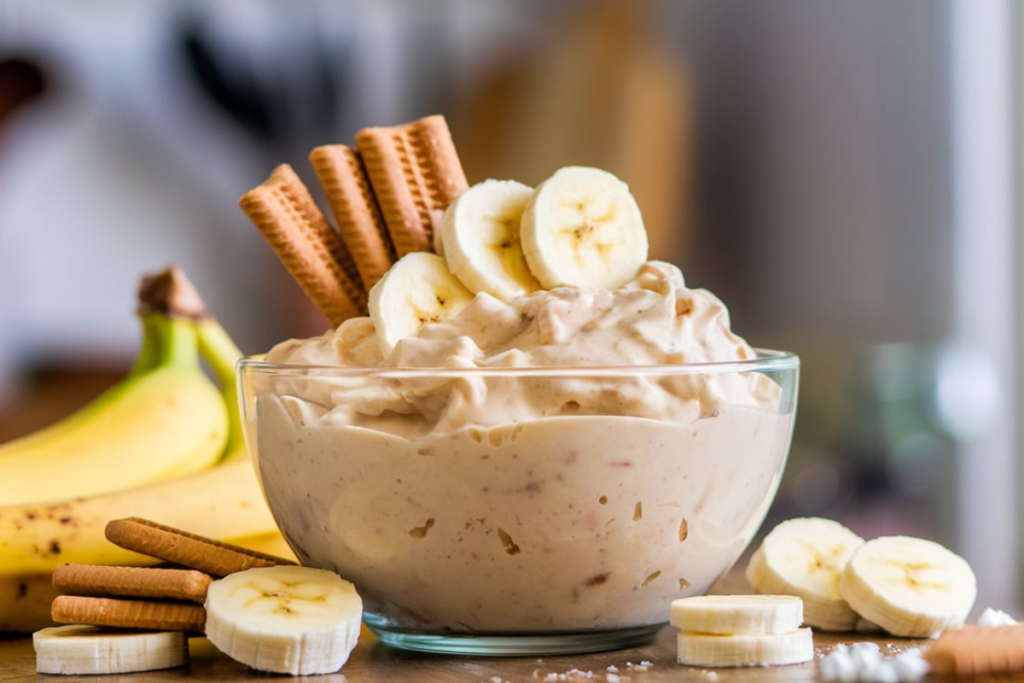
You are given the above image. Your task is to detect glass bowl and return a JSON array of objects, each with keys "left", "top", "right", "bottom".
[{"left": 238, "top": 350, "right": 799, "bottom": 655}]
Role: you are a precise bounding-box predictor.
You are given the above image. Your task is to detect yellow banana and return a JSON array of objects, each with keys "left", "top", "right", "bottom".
[
  {"left": 0, "top": 267, "right": 294, "bottom": 633},
  {"left": 0, "top": 452, "right": 291, "bottom": 632},
  {"left": 0, "top": 264, "right": 299, "bottom": 634},
  {"left": 0, "top": 270, "right": 229, "bottom": 505}
]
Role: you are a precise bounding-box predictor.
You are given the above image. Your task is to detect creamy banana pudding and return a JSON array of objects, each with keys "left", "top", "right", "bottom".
[{"left": 241, "top": 164, "right": 799, "bottom": 654}]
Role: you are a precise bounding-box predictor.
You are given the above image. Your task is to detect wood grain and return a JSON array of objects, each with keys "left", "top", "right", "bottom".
[{"left": 0, "top": 626, "right": 937, "bottom": 682}]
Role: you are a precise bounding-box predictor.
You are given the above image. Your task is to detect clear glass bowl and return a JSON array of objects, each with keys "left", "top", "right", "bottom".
[{"left": 239, "top": 350, "right": 799, "bottom": 656}]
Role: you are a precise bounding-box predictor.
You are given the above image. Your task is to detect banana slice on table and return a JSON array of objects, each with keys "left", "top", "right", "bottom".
[
  {"left": 204, "top": 565, "right": 362, "bottom": 675},
  {"left": 368, "top": 251, "right": 474, "bottom": 355},
  {"left": 676, "top": 628, "right": 814, "bottom": 668},
  {"left": 34, "top": 625, "right": 189, "bottom": 675},
  {"left": 839, "top": 535, "right": 976, "bottom": 638},
  {"left": 440, "top": 179, "right": 540, "bottom": 302},
  {"left": 521, "top": 166, "right": 648, "bottom": 290},
  {"left": 746, "top": 517, "right": 865, "bottom": 631},
  {"left": 671, "top": 595, "right": 804, "bottom": 635}
]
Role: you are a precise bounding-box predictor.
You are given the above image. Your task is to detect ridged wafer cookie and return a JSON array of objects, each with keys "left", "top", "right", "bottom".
[
  {"left": 310, "top": 144, "right": 395, "bottom": 290},
  {"left": 105, "top": 517, "right": 294, "bottom": 578},
  {"left": 53, "top": 564, "right": 212, "bottom": 604},
  {"left": 355, "top": 114, "right": 468, "bottom": 257},
  {"left": 924, "top": 623, "right": 1024, "bottom": 676},
  {"left": 240, "top": 164, "right": 365, "bottom": 325},
  {"left": 51, "top": 596, "right": 206, "bottom": 633}
]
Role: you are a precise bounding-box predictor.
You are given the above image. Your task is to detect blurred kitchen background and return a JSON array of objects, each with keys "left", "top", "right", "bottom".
[{"left": 0, "top": 0, "right": 1020, "bottom": 610}]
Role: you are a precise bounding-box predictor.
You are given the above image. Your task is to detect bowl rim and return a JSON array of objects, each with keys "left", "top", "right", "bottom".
[{"left": 238, "top": 348, "right": 799, "bottom": 378}]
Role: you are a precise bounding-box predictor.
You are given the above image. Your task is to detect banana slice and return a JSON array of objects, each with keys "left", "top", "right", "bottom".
[
  {"left": 745, "top": 517, "right": 865, "bottom": 631},
  {"left": 676, "top": 628, "right": 813, "bottom": 667},
  {"left": 33, "top": 625, "right": 189, "bottom": 675},
  {"left": 839, "top": 535, "right": 976, "bottom": 638},
  {"left": 670, "top": 595, "right": 803, "bottom": 635},
  {"left": 520, "top": 166, "right": 648, "bottom": 290},
  {"left": 440, "top": 179, "right": 540, "bottom": 302},
  {"left": 367, "top": 251, "right": 474, "bottom": 355},
  {"left": 204, "top": 565, "right": 362, "bottom": 675}
]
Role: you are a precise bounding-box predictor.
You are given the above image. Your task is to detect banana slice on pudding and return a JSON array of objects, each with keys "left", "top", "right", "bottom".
[
  {"left": 368, "top": 251, "right": 474, "bottom": 355},
  {"left": 520, "top": 166, "right": 648, "bottom": 290},
  {"left": 440, "top": 178, "right": 540, "bottom": 302}
]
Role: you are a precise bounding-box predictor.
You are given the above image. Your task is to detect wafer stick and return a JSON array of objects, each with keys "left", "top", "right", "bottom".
[
  {"left": 52, "top": 596, "right": 206, "bottom": 633},
  {"left": 105, "top": 518, "right": 293, "bottom": 578},
  {"left": 240, "top": 164, "right": 366, "bottom": 325},
  {"left": 355, "top": 114, "right": 468, "bottom": 257},
  {"left": 310, "top": 145, "right": 396, "bottom": 291},
  {"left": 925, "top": 623, "right": 1024, "bottom": 676},
  {"left": 53, "top": 564, "right": 212, "bottom": 604}
]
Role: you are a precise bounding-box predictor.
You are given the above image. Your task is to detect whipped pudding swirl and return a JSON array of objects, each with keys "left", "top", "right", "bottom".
[{"left": 267, "top": 261, "right": 778, "bottom": 436}]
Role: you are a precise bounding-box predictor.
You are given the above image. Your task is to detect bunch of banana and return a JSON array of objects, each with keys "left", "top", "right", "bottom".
[
  {"left": 0, "top": 270, "right": 229, "bottom": 505},
  {"left": 0, "top": 266, "right": 290, "bottom": 633}
]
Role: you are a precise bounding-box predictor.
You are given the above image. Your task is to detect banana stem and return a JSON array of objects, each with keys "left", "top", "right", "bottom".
[
  {"left": 127, "top": 314, "right": 162, "bottom": 378},
  {"left": 151, "top": 316, "right": 201, "bottom": 369},
  {"left": 195, "top": 319, "right": 245, "bottom": 454}
]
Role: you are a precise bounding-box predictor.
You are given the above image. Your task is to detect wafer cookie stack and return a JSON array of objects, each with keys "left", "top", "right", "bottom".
[
  {"left": 239, "top": 114, "right": 468, "bottom": 326},
  {"left": 48, "top": 517, "right": 294, "bottom": 634}
]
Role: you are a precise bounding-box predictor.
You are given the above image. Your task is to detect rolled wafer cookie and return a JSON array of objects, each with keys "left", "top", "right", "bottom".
[
  {"left": 240, "top": 164, "right": 366, "bottom": 325},
  {"left": 924, "top": 623, "right": 1024, "bottom": 676},
  {"left": 105, "top": 517, "right": 294, "bottom": 578},
  {"left": 53, "top": 564, "right": 212, "bottom": 604},
  {"left": 310, "top": 145, "right": 396, "bottom": 291},
  {"left": 355, "top": 114, "right": 468, "bottom": 257},
  {"left": 52, "top": 596, "right": 206, "bottom": 633}
]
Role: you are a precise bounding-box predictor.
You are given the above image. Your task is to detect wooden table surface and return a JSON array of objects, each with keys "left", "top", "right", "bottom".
[{"left": 0, "top": 626, "right": 935, "bottom": 682}]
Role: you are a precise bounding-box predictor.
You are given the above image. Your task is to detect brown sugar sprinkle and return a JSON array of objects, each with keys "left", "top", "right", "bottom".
[
  {"left": 678, "top": 518, "right": 689, "bottom": 542},
  {"left": 633, "top": 502, "right": 643, "bottom": 521}
]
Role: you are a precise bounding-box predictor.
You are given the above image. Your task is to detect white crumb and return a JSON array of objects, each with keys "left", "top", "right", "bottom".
[
  {"left": 977, "top": 607, "right": 1017, "bottom": 627},
  {"left": 606, "top": 665, "right": 619, "bottom": 673},
  {"left": 606, "top": 675, "right": 620, "bottom": 683},
  {"left": 541, "top": 669, "right": 596, "bottom": 682},
  {"left": 819, "top": 643, "right": 928, "bottom": 682}
]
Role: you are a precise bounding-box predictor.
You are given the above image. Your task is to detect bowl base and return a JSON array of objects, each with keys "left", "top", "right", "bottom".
[{"left": 364, "top": 615, "right": 664, "bottom": 656}]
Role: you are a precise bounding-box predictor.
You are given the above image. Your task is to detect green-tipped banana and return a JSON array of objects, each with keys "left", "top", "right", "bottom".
[
  {"left": 0, "top": 268, "right": 229, "bottom": 505},
  {"left": 195, "top": 315, "right": 245, "bottom": 457},
  {"left": 0, "top": 266, "right": 292, "bottom": 633}
]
